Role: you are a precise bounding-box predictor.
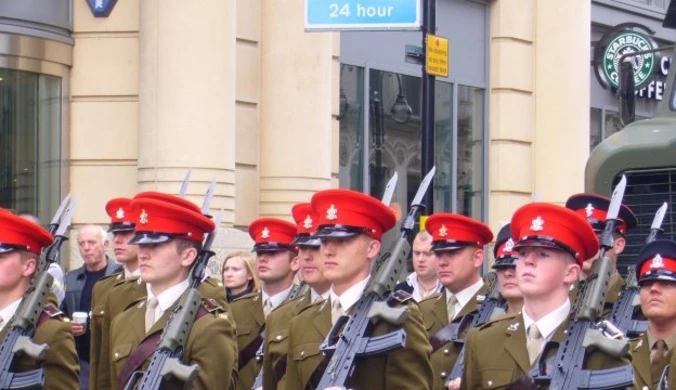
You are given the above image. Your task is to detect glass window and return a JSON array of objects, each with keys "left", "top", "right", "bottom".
[
  {"left": 0, "top": 68, "right": 62, "bottom": 220},
  {"left": 434, "top": 82, "right": 453, "bottom": 212},
  {"left": 456, "top": 86, "right": 484, "bottom": 220},
  {"left": 338, "top": 65, "right": 365, "bottom": 192},
  {"left": 617, "top": 0, "right": 668, "bottom": 9}
]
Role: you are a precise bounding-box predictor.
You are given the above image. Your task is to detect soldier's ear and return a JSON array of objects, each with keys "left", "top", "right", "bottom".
[
  {"left": 180, "top": 247, "right": 199, "bottom": 268},
  {"left": 563, "top": 263, "right": 581, "bottom": 285},
  {"left": 613, "top": 236, "right": 626, "bottom": 255},
  {"left": 365, "top": 238, "right": 381, "bottom": 260}
]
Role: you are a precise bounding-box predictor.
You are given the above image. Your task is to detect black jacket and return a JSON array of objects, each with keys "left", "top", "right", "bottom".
[{"left": 61, "top": 256, "right": 120, "bottom": 317}]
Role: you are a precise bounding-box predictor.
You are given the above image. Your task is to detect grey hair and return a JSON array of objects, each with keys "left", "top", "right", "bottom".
[{"left": 78, "top": 224, "right": 109, "bottom": 244}]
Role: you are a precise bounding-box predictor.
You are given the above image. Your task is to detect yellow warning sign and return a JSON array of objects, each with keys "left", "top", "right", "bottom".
[{"left": 426, "top": 34, "right": 449, "bottom": 77}]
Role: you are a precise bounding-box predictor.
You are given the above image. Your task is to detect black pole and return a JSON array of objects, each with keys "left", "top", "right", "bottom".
[{"left": 421, "top": 0, "right": 436, "bottom": 213}]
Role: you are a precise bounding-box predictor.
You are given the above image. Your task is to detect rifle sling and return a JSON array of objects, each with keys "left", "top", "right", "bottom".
[
  {"left": 429, "top": 322, "right": 458, "bottom": 352},
  {"left": 239, "top": 333, "right": 264, "bottom": 371},
  {"left": 118, "top": 305, "right": 210, "bottom": 389},
  {"left": 273, "top": 355, "right": 288, "bottom": 382}
]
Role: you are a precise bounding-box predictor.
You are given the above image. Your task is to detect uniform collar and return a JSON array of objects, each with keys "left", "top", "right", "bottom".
[
  {"left": 146, "top": 278, "right": 190, "bottom": 313},
  {"left": 647, "top": 329, "right": 676, "bottom": 352},
  {"left": 310, "top": 288, "right": 330, "bottom": 303},
  {"left": 124, "top": 266, "right": 141, "bottom": 279},
  {"left": 262, "top": 285, "right": 293, "bottom": 311},
  {"left": 0, "top": 298, "right": 22, "bottom": 332},
  {"left": 406, "top": 272, "right": 443, "bottom": 301},
  {"left": 522, "top": 298, "right": 570, "bottom": 340},
  {"left": 330, "top": 276, "right": 370, "bottom": 313},
  {"left": 446, "top": 278, "right": 483, "bottom": 310}
]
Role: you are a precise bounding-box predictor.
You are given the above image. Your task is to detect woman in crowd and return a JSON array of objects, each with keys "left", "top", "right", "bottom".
[{"left": 222, "top": 250, "right": 260, "bottom": 302}]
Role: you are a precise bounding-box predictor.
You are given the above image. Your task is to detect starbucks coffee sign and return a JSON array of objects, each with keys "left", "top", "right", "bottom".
[{"left": 595, "top": 29, "right": 659, "bottom": 90}]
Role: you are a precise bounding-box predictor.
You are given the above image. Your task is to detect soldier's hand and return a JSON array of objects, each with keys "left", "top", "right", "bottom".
[
  {"left": 447, "top": 377, "right": 461, "bottom": 390},
  {"left": 71, "top": 322, "right": 85, "bottom": 336}
]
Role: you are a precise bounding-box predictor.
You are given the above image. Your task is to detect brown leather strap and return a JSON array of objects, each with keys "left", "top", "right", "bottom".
[
  {"left": 238, "top": 332, "right": 264, "bottom": 370},
  {"left": 118, "top": 305, "right": 209, "bottom": 389},
  {"left": 429, "top": 321, "right": 461, "bottom": 352},
  {"left": 273, "top": 355, "right": 288, "bottom": 381}
]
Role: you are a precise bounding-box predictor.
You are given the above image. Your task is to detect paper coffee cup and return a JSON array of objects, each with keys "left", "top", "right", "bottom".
[{"left": 72, "top": 311, "right": 88, "bottom": 325}]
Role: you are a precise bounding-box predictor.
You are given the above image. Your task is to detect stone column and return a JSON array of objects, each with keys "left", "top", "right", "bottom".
[
  {"left": 137, "top": 0, "right": 236, "bottom": 223},
  {"left": 259, "top": 0, "right": 338, "bottom": 219},
  {"left": 533, "top": 0, "right": 590, "bottom": 204}
]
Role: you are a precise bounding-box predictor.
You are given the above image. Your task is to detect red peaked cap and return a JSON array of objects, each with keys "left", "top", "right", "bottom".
[
  {"left": 249, "top": 218, "right": 298, "bottom": 252},
  {"left": 134, "top": 191, "right": 201, "bottom": 214},
  {"left": 636, "top": 239, "right": 676, "bottom": 284},
  {"left": 105, "top": 197, "right": 135, "bottom": 233},
  {"left": 511, "top": 202, "right": 599, "bottom": 265},
  {"left": 493, "top": 223, "right": 518, "bottom": 269},
  {"left": 565, "top": 193, "right": 637, "bottom": 235},
  {"left": 311, "top": 189, "right": 396, "bottom": 241},
  {"left": 128, "top": 198, "right": 214, "bottom": 244},
  {"left": 425, "top": 213, "right": 493, "bottom": 252},
  {"left": 0, "top": 208, "right": 54, "bottom": 255},
  {"left": 291, "top": 203, "right": 320, "bottom": 247}
]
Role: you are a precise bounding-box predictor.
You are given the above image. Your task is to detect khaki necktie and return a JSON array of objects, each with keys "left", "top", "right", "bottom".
[
  {"left": 447, "top": 295, "right": 458, "bottom": 322},
  {"left": 331, "top": 299, "right": 344, "bottom": 325},
  {"left": 144, "top": 297, "right": 159, "bottom": 333},
  {"left": 651, "top": 339, "right": 668, "bottom": 382},
  {"left": 527, "top": 324, "right": 544, "bottom": 365},
  {"left": 263, "top": 298, "right": 273, "bottom": 318}
]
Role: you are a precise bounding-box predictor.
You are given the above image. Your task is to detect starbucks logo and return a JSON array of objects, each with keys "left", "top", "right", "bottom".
[{"left": 598, "top": 30, "right": 657, "bottom": 90}]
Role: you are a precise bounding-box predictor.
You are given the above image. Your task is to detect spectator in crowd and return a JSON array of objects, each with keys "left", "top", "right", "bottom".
[
  {"left": 62, "top": 224, "right": 120, "bottom": 390},
  {"left": 395, "top": 230, "right": 443, "bottom": 301},
  {"left": 222, "top": 250, "right": 260, "bottom": 302}
]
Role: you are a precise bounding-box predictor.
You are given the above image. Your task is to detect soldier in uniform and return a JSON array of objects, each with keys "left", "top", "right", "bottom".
[
  {"left": 108, "top": 195, "right": 237, "bottom": 389},
  {"left": 629, "top": 239, "right": 676, "bottom": 389},
  {"left": 261, "top": 202, "right": 331, "bottom": 390},
  {"left": 493, "top": 223, "right": 523, "bottom": 315},
  {"left": 231, "top": 218, "right": 298, "bottom": 390},
  {"left": 285, "top": 189, "right": 433, "bottom": 389},
  {"left": 418, "top": 213, "right": 494, "bottom": 389},
  {"left": 565, "top": 193, "right": 637, "bottom": 314},
  {"left": 0, "top": 208, "right": 80, "bottom": 388},
  {"left": 460, "top": 203, "right": 628, "bottom": 390},
  {"left": 90, "top": 197, "right": 139, "bottom": 389}
]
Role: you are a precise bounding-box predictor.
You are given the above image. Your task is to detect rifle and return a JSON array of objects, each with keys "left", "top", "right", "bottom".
[
  {"left": 124, "top": 182, "right": 221, "bottom": 389},
  {"left": 657, "top": 364, "right": 670, "bottom": 390},
  {"left": 608, "top": 202, "right": 665, "bottom": 338},
  {"left": 315, "top": 167, "right": 435, "bottom": 388},
  {"left": 251, "top": 173, "right": 399, "bottom": 390},
  {"left": 446, "top": 272, "right": 507, "bottom": 383},
  {"left": 526, "top": 176, "right": 634, "bottom": 389},
  {"left": 0, "top": 197, "right": 77, "bottom": 389}
]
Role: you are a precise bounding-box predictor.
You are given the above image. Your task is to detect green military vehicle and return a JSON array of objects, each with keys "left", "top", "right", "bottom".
[{"left": 586, "top": 2, "right": 676, "bottom": 272}]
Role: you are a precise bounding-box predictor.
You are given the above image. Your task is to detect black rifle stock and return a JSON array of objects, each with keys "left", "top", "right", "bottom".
[
  {"left": 525, "top": 178, "right": 634, "bottom": 390},
  {"left": 608, "top": 267, "right": 646, "bottom": 338},
  {"left": 125, "top": 210, "right": 223, "bottom": 390},
  {"left": 0, "top": 198, "right": 76, "bottom": 390},
  {"left": 446, "top": 272, "right": 506, "bottom": 383},
  {"left": 315, "top": 167, "right": 434, "bottom": 388}
]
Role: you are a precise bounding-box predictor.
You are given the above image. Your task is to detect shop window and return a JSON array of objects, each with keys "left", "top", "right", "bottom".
[{"left": 0, "top": 68, "right": 61, "bottom": 219}]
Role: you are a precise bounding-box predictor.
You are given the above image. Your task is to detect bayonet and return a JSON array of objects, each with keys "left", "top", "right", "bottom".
[
  {"left": 48, "top": 193, "right": 71, "bottom": 235},
  {"left": 381, "top": 172, "right": 398, "bottom": 206},
  {"left": 179, "top": 169, "right": 191, "bottom": 198},
  {"left": 646, "top": 202, "right": 668, "bottom": 244},
  {"left": 201, "top": 178, "right": 217, "bottom": 216}
]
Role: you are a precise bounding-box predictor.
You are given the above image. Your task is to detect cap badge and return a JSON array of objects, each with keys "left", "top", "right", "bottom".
[
  {"left": 139, "top": 209, "right": 149, "bottom": 225},
  {"left": 650, "top": 254, "right": 665, "bottom": 269},
  {"left": 504, "top": 238, "right": 514, "bottom": 252},
  {"left": 261, "top": 227, "right": 270, "bottom": 239},
  {"left": 530, "top": 216, "right": 544, "bottom": 232},
  {"left": 116, "top": 208, "right": 125, "bottom": 219},
  {"left": 303, "top": 215, "right": 313, "bottom": 229},
  {"left": 585, "top": 203, "right": 595, "bottom": 218},
  {"left": 326, "top": 204, "right": 338, "bottom": 220},
  {"left": 438, "top": 224, "right": 448, "bottom": 237}
]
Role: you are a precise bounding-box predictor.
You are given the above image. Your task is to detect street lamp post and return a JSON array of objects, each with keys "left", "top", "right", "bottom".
[{"left": 421, "top": 0, "right": 436, "bottom": 213}]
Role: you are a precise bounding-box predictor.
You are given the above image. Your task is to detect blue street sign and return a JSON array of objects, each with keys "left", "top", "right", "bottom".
[
  {"left": 86, "top": 0, "right": 118, "bottom": 18},
  {"left": 305, "top": 0, "right": 421, "bottom": 31}
]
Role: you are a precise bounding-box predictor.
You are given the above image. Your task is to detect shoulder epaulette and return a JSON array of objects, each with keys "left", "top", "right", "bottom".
[
  {"left": 388, "top": 290, "right": 414, "bottom": 305},
  {"left": 43, "top": 305, "right": 65, "bottom": 318},
  {"left": 201, "top": 297, "right": 223, "bottom": 313},
  {"left": 204, "top": 276, "right": 224, "bottom": 289},
  {"left": 419, "top": 291, "right": 443, "bottom": 305},
  {"left": 478, "top": 312, "right": 519, "bottom": 331}
]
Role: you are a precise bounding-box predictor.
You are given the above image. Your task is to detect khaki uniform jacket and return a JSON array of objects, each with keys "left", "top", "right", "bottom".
[
  {"left": 94, "top": 277, "right": 227, "bottom": 390},
  {"left": 89, "top": 270, "right": 124, "bottom": 390},
  {"left": 460, "top": 313, "right": 631, "bottom": 390},
  {"left": 419, "top": 284, "right": 488, "bottom": 390},
  {"left": 262, "top": 289, "right": 315, "bottom": 390},
  {"left": 0, "top": 306, "right": 80, "bottom": 389},
  {"left": 570, "top": 273, "right": 624, "bottom": 318},
  {"left": 109, "top": 292, "right": 237, "bottom": 390},
  {"left": 284, "top": 297, "right": 434, "bottom": 390},
  {"left": 629, "top": 333, "right": 673, "bottom": 390},
  {"left": 230, "top": 291, "right": 265, "bottom": 390}
]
